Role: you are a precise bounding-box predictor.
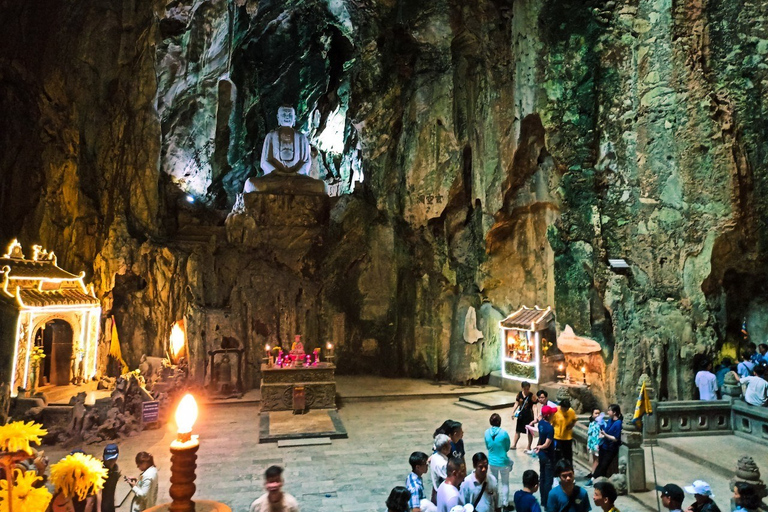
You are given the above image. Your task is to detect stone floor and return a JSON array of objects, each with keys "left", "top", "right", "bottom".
[{"left": 41, "top": 389, "right": 768, "bottom": 512}]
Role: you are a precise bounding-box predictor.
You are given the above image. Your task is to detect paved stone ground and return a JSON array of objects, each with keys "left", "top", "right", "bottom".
[{"left": 44, "top": 397, "right": 663, "bottom": 512}]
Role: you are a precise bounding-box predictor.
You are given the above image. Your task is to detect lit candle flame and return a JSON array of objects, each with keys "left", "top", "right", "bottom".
[
  {"left": 170, "top": 322, "right": 185, "bottom": 359},
  {"left": 176, "top": 394, "right": 198, "bottom": 436},
  {"left": 558, "top": 364, "right": 564, "bottom": 371},
  {"left": 266, "top": 344, "right": 271, "bottom": 351},
  {"left": 326, "top": 342, "right": 333, "bottom": 350},
  {"left": 581, "top": 366, "right": 586, "bottom": 373}
]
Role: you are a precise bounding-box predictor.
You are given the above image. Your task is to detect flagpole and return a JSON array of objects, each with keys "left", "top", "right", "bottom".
[{"left": 650, "top": 433, "right": 661, "bottom": 512}]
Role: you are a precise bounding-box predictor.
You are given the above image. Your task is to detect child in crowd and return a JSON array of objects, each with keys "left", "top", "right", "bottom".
[
  {"left": 586, "top": 408, "right": 603, "bottom": 478},
  {"left": 513, "top": 470, "right": 541, "bottom": 512}
]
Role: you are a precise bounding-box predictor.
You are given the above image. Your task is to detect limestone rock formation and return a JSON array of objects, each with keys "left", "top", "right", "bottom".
[{"left": 2, "top": 0, "right": 768, "bottom": 406}]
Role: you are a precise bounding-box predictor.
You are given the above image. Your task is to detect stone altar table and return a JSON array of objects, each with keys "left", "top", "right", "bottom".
[{"left": 260, "top": 363, "right": 336, "bottom": 411}]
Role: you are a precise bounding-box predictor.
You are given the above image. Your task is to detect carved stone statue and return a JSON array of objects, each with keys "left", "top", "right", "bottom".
[{"left": 243, "top": 106, "right": 325, "bottom": 196}]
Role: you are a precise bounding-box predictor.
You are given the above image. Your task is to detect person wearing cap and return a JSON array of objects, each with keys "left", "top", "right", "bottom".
[
  {"left": 533, "top": 405, "right": 557, "bottom": 508},
  {"left": 658, "top": 483, "right": 685, "bottom": 512},
  {"left": 100, "top": 444, "right": 121, "bottom": 512},
  {"left": 684, "top": 480, "right": 720, "bottom": 512}
]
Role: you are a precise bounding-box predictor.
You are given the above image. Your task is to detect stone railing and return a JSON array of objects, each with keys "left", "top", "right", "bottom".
[
  {"left": 732, "top": 400, "right": 768, "bottom": 443},
  {"left": 644, "top": 400, "right": 733, "bottom": 439}
]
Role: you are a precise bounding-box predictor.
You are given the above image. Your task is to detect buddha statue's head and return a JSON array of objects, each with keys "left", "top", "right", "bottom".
[{"left": 277, "top": 106, "right": 296, "bottom": 128}]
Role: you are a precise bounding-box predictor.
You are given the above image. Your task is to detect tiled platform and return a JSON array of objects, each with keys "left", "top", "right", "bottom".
[{"left": 259, "top": 409, "right": 347, "bottom": 443}]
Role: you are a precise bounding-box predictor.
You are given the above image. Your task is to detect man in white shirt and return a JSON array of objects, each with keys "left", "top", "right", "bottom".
[
  {"left": 437, "top": 457, "right": 466, "bottom": 512},
  {"left": 250, "top": 465, "right": 300, "bottom": 512},
  {"left": 695, "top": 361, "right": 718, "bottom": 401},
  {"left": 735, "top": 365, "right": 768, "bottom": 407},
  {"left": 460, "top": 453, "right": 498, "bottom": 512}
]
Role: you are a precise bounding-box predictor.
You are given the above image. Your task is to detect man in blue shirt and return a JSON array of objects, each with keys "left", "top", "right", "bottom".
[
  {"left": 514, "top": 470, "right": 542, "bottom": 512},
  {"left": 756, "top": 344, "right": 768, "bottom": 365},
  {"left": 405, "top": 452, "right": 435, "bottom": 512},
  {"left": 533, "top": 405, "right": 557, "bottom": 508},
  {"left": 548, "top": 460, "right": 591, "bottom": 512},
  {"left": 738, "top": 351, "right": 756, "bottom": 377}
]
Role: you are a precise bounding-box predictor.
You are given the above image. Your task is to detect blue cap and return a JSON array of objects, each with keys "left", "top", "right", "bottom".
[{"left": 103, "top": 444, "right": 119, "bottom": 460}]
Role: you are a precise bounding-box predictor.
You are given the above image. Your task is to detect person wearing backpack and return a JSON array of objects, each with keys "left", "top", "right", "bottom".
[{"left": 547, "top": 460, "right": 591, "bottom": 512}]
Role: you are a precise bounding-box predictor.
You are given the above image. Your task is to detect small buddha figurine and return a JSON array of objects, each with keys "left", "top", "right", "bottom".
[
  {"left": 290, "top": 335, "right": 306, "bottom": 365},
  {"left": 243, "top": 106, "right": 326, "bottom": 195}
]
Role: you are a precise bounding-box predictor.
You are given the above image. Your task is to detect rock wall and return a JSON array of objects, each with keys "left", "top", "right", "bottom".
[{"left": 2, "top": 0, "right": 768, "bottom": 405}]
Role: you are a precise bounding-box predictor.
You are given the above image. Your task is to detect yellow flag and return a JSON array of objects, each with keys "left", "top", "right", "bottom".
[
  {"left": 631, "top": 380, "right": 653, "bottom": 428},
  {"left": 108, "top": 317, "right": 129, "bottom": 374}
]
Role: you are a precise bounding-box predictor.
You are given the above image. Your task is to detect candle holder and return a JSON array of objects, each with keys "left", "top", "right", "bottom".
[
  {"left": 556, "top": 363, "right": 566, "bottom": 382},
  {"left": 146, "top": 394, "right": 231, "bottom": 512},
  {"left": 169, "top": 438, "right": 199, "bottom": 512}
]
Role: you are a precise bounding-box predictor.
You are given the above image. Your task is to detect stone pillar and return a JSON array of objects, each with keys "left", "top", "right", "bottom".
[{"left": 620, "top": 430, "right": 647, "bottom": 492}]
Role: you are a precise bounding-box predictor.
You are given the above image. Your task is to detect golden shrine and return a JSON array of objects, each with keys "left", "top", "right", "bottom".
[{"left": 0, "top": 240, "right": 101, "bottom": 397}]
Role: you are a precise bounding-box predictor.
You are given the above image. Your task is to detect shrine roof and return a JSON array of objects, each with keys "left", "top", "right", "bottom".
[
  {"left": 501, "top": 306, "right": 554, "bottom": 330},
  {"left": 0, "top": 257, "right": 81, "bottom": 281},
  {"left": 17, "top": 288, "right": 100, "bottom": 308}
]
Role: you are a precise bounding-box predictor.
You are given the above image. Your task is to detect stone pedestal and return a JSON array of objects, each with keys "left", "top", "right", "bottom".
[
  {"left": 225, "top": 192, "right": 329, "bottom": 272},
  {"left": 260, "top": 363, "right": 336, "bottom": 411}
]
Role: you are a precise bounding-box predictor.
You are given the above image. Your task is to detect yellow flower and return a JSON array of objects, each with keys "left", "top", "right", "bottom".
[
  {"left": 0, "top": 469, "right": 52, "bottom": 512},
  {"left": 49, "top": 453, "right": 108, "bottom": 500},
  {"left": 0, "top": 421, "right": 47, "bottom": 455}
]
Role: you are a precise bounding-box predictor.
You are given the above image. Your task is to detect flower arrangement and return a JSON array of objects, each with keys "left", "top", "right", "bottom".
[
  {"left": 0, "top": 421, "right": 47, "bottom": 455},
  {"left": 0, "top": 469, "right": 52, "bottom": 512},
  {"left": 0, "top": 421, "right": 51, "bottom": 512},
  {"left": 49, "top": 453, "right": 108, "bottom": 500}
]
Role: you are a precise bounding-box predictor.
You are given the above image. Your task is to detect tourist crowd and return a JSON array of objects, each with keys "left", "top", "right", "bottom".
[{"left": 695, "top": 342, "right": 768, "bottom": 406}]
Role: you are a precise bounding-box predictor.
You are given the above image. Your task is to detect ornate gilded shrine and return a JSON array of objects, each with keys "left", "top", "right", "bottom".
[
  {"left": 0, "top": 241, "right": 101, "bottom": 396},
  {"left": 499, "top": 306, "right": 556, "bottom": 383}
]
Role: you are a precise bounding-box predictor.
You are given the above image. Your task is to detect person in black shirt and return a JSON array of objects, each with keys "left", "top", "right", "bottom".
[{"left": 101, "top": 444, "right": 121, "bottom": 512}]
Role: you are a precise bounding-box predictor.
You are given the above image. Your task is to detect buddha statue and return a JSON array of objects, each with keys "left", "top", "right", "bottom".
[{"left": 243, "top": 106, "right": 326, "bottom": 196}]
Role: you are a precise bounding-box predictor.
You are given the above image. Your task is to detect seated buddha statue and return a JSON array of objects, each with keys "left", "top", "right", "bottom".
[{"left": 243, "top": 106, "right": 326, "bottom": 196}]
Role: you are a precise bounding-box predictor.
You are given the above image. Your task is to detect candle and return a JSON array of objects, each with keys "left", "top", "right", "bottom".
[
  {"left": 326, "top": 342, "right": 333, "bottom": 357},
  {"left": 581, "top": 366, "right": 587, "bottom": 385},
  {"left": 266, "top": 345, "right": 274, "bottom": 367},
  {"left": 170, "top": 394, "right": 200, "bottom": 512}
]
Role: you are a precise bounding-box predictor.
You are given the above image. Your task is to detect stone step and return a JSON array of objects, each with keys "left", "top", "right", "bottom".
[
  {"left": 458, "top": 390, "right": 516, "bottom": 409},
  {"left": 453, "top": 401, "right": 487, "bottom": 410},
  {"left": 277, "top": 437, "right": 332, "bottom": 448}
]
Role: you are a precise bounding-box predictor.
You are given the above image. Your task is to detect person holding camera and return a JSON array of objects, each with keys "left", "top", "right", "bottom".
[{"left": 125, "top": 452, "right": 158, "bottom": 512}]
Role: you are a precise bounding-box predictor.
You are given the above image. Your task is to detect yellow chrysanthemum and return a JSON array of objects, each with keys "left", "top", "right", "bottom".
[
  {"left": 49, "top": 453, "right": 108, "bottom": 500},
  {"left": 0, "top": 469, "right": 53, "bottom": 512},
  {"left": 0, "top": 421, "right": 47, "bottom": 455}
]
